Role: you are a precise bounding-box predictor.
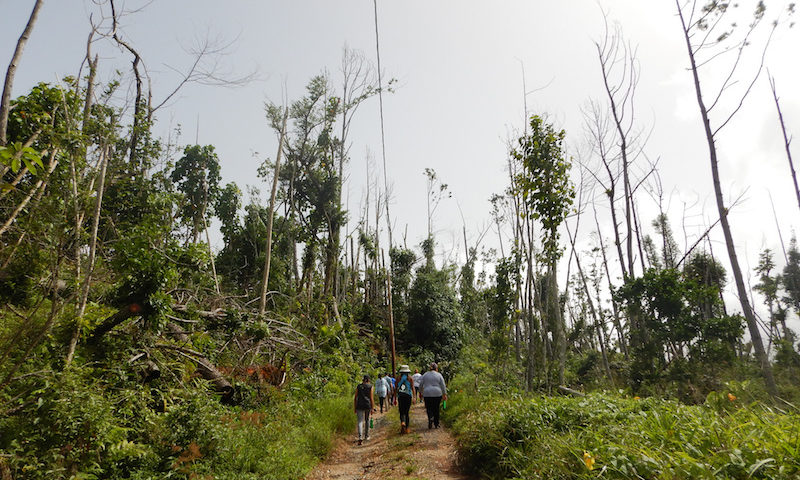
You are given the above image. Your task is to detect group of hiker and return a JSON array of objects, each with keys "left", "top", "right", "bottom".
[{"left": 353, "top": 362, "right": 448, "bottom": 445}]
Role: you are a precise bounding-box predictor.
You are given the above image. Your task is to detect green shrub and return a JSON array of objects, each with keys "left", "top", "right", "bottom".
[{"left": 445, "top": 377, "right": 800, "bottom": 479}]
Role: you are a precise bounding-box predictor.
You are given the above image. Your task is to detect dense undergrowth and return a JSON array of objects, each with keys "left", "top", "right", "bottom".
[
  {"left": 445, "top": 373, "right": 800, "bottom": 480},
  {"left": 0, "top": 300, "right": 373, "bottom": 479},
  {"left": 1, "top": 364, "right": 357, "bottom": 480}
]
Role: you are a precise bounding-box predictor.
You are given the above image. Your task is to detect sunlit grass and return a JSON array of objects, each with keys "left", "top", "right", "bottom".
[{"left": 444, "top": 375, "right": 800, "bottom": 479}]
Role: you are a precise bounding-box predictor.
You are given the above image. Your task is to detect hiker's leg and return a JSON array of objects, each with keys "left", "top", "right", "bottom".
[
  {"left": 356, "top": 409, "right": 366, "bottom": 440},
  {"left": 432, "top": 396, "right": 442, "bottom": 427},
  {"left": 399, "top": 394, "right": 411, "bottom": 426},
  {"left": 423, "top": 396, "right": 434, "bottom": 424}
]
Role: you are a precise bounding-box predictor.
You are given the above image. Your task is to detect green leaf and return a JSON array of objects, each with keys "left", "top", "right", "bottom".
[{"left": 747, "top": 458, "right": 774, "bottom": 477}]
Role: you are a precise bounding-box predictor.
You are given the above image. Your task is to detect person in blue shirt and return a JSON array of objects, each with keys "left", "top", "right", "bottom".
[{"left": 395, "top": 365, "right": 415, "bottom": 433}]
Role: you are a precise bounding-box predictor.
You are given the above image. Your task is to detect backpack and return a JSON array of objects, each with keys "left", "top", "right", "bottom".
[
  {"left": 356, "top": 383, "right": 371, "bottom": 409},
  {"left": 398, "top": 374, "right": 411, "bottom": 396}
]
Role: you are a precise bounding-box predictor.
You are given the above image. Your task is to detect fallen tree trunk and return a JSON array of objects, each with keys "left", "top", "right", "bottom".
[
  {"left": 87, "top": 303, "right": 143, "bottom": 344},
  {"left": 165, "top": 322, "right": 233, "bottom": 399},
  {"left": 557, "top": 385, "right": 585, "bottom": 397}
]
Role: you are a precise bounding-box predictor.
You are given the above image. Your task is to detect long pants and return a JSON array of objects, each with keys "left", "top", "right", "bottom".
[
  {"left": 356, "top": 409, "right": 370, "bottom": 440},
  {"left": 398, "top": 394, "right": 412, "bottom": 426},
  {"left": 424, "top": 396, "right": 442, "bottom": 427},
  {"left": 378, "top": 395, "right": 387, "bottom": 412}
]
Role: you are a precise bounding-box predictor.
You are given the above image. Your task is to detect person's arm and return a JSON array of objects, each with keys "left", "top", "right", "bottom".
[
  {"left": 354, "top": 387, "right": 359, "bottom": 413},
  {"left": 370, "top": 386, "right": 376, "bottom": 411},
  {"left": 440, "top": 374, "right": 447, "bottom": 401}
]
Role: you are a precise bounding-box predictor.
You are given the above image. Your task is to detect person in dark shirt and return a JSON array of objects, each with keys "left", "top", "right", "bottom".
[{"left": 353, "top": 374, "right": 375, "bottom": 445}]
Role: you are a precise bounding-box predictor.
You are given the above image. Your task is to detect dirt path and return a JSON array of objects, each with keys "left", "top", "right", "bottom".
[{"left": 305, "top": 400, "right": 473, "bottom": 480}]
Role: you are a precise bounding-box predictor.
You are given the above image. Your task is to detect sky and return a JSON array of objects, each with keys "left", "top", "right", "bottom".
[{"left": 2, "top": 1, "right": 800, "bottom": 334}]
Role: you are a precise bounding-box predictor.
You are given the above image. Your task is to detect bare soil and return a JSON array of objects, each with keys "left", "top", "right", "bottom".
[{"left": 305, "top": 400, "right": 474, "bottom": 480}]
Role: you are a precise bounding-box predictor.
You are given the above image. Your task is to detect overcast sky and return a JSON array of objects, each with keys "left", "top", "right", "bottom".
[{"left": 3, "top": 1, "right": 800, "bottom": 326}]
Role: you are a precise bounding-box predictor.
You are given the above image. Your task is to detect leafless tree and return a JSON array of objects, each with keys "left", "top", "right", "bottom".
[
  {"left": 674, "top": 0, "right": 780, "bottom": 396},
  {"left": 768, "top": 73, "right": 799, "bottom": 214},
  {"left": 0, "top": 0, "right": 45, "bottom": 146}
]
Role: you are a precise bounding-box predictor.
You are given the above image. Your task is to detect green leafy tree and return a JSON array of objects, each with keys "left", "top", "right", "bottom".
[
  {"left": 406, "top": 237, "right": 464, "bottom": 362},
  {"left": 617, "top": 261, "right": 743, "bottom": 399},
  {"left": 512, "top": 115, "right": 575, "bottom": 385},
  {"left": 170, "top": 145, "right": 222, "bottom": 244}
]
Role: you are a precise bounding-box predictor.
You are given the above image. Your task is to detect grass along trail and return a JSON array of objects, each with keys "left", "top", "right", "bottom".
[{"left": 305, "top": 401, "right": 473, "bottom": 480}]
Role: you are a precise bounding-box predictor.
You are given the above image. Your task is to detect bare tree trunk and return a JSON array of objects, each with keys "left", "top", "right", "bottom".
[
  {"left": 594, "top": 203, "right": 628, "bottom": 356},
  {"left": 110, "top": 0, "right": 146, "bottom": 171},
  {"left": 87, "top": 303, "right": 144, "bottom": 344},
  {"left": 373, "top": 0, "right": 396, "bottom": 375},
  {"left": 769, "top": 75, "right": 799, "bottom": 213},
  {"left": 566, "top": 222, "right": 612, "bottom": 379},
  {"left": 259, "top": 108, "right": 289, "bottom": 314},
  {"left": 595, "top": 24, "right": 639, "bottom": 280},
  {"left": 0, "top": 148, "right": 58, "bottom": 238},
  {"left": 0, "top": 0, "right": 44, "bottom": 146},
  {"left": 203, "top": 216, "right": 219, "bottom": 292},
  {"left": 676, "top": 1, "right": 778, "bottom": 397},
  {"left": 548, "top": 265, "right": 566, "bottom": 385},
  {"left": 66, "top": 145, "right": 109, "bottom": 365}
]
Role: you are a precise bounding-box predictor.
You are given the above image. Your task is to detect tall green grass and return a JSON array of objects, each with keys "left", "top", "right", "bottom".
[
  {"left": 444, "top": 377, "right": 800, "bottom": 479},
  {"left": 190, "top": 396, "right": 355, "bottom": 480}
]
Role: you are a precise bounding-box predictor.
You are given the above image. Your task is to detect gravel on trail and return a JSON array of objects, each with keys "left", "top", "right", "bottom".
[{"left": 304, "top": 400, "right": 474, "bottom": 480}]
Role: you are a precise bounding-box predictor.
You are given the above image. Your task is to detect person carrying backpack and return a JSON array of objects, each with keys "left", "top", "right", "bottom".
[
  {"left": 353, "top": 374, "right": 375, "bottom": 445},
  {"left": 395, "top": 365, "right": 415, "bottom": 434},
  {"left": 375, "top": 372, "right": 389, "bottom": 413}
]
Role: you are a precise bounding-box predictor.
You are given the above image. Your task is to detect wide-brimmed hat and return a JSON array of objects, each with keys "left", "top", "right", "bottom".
[{"left": 398, "top": 364, "right": 411, "bottom": 373}]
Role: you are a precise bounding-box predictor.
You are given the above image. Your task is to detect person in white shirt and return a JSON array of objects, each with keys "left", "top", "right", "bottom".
[
  {"left": 375, "top": 373, "right": 389, "bottom": 413},
  {"left": 381, "top": 373, "right": 394, "bottom": 410},
  {"left": 411, "top": 369, "right": 423, "bottom": 403}
]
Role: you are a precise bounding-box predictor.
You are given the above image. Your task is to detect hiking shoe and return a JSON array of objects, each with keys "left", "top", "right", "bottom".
[
  {"left": 366, "top": 435, "right": 371, "bottom": 441},
  {"left": 358, "top": 439, "right": 362, "bottom": 445},
  {"left": 428, "top": 420, "right": 433, "bottom": 429}
]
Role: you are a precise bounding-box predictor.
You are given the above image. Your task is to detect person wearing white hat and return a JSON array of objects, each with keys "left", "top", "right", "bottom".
[{"left": 395, "top": 364, "right": 415, "bottom": 434}]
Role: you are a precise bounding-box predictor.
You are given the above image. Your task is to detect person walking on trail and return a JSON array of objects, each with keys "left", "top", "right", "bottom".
[
  {"left": 353, "top": 374, "right": 375, "bottom": 445},
  {"left": 396, "top": 365, "right": 415, "bottom": 434},
  {"left": 382, "top": 372, "right": 394, "bottom": 409},
  {"left": 389, "top": 373, "right": 397, "bottom": 406},
  {"left": 411, "top": 368, "right": 422, "bottom": 403},
  {"left": 419, "top": 362, "right": 447, "bottom": 429},
  {"left": 375, "top": 372, "right": 389, "bottom": 413}
]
